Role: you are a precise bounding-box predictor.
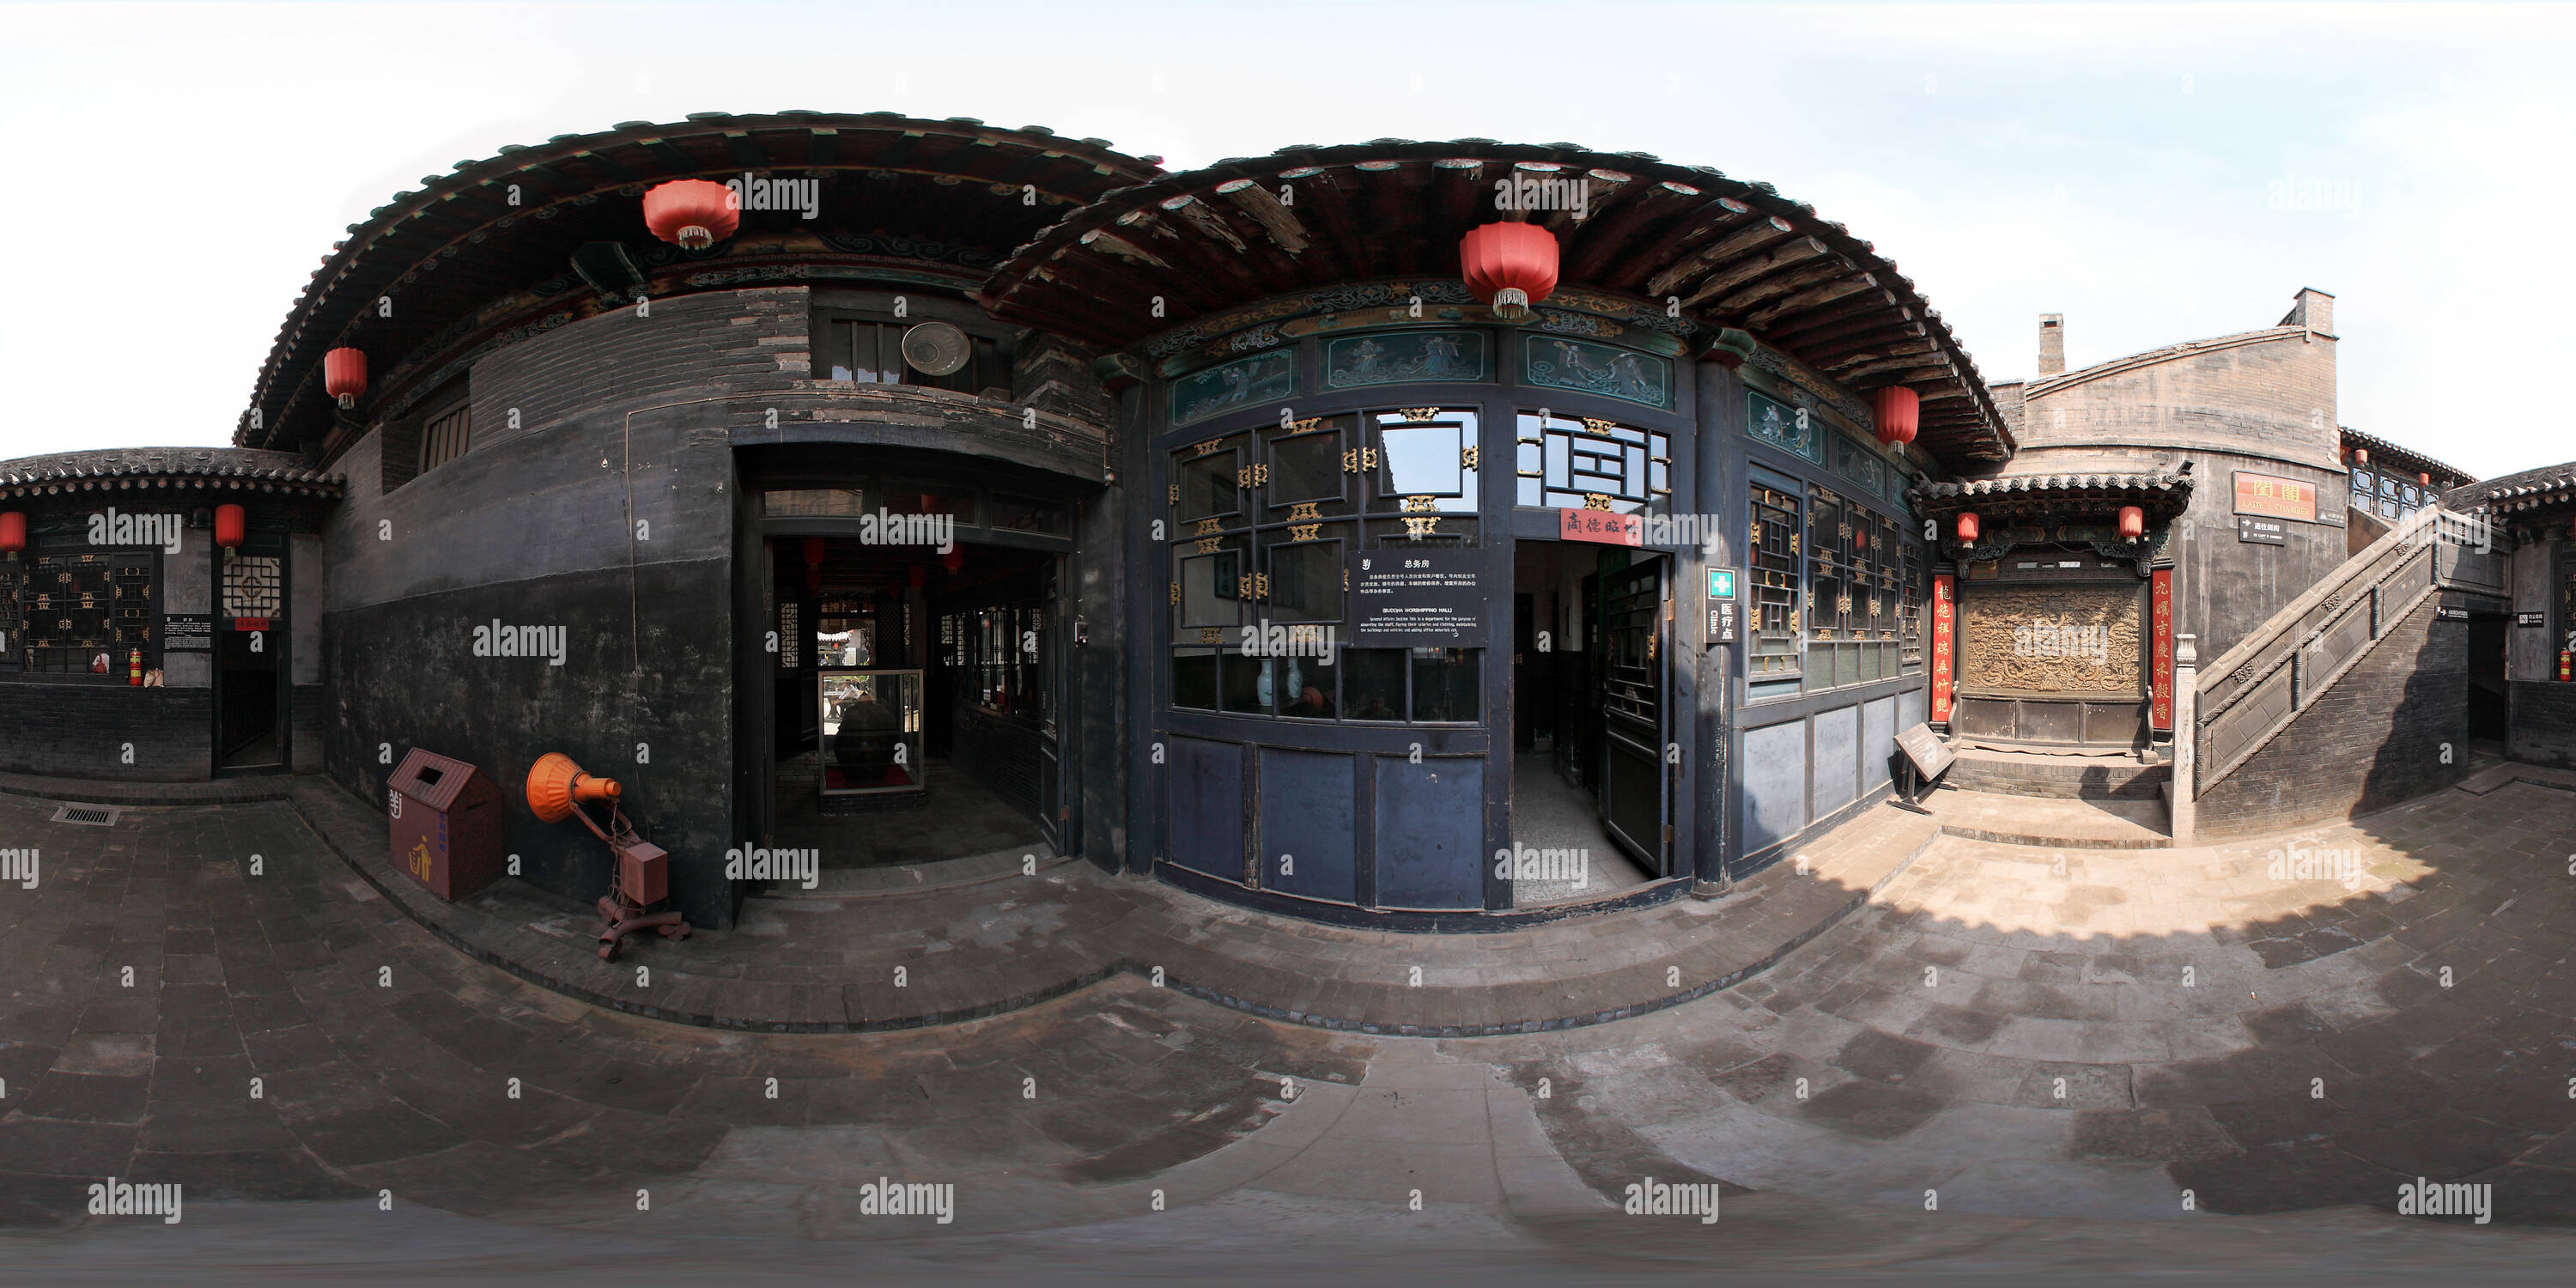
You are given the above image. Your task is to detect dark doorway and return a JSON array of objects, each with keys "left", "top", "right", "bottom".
[
  {"left": 1506, "top": 539, "right": 1656, "bottom": 906},
  {"left": 764, "top": 534, "right": 1056, "bottom": 872},
  {"left": 2467, "top": 611, "right": 2508, "bottom": 745},
  {"left": 216, "top": 548, "right": 288, "bottom": 772}
]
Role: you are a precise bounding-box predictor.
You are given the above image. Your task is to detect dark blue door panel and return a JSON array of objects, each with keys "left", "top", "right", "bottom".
[
  {"left": 1373, "top": 756, "right": 1485, "bottom": 909},
  {"left": 1741, "top": 719, "right": 1805, "bottom": 855},
  {"left": 1259, "top": 748, "right": 1357, "bottom": 903},
  {"left": 1169, "top": 737, "right": 1246, "bottom": 880}
]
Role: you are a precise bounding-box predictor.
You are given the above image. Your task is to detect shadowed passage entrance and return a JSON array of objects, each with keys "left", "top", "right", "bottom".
[{"left": 765, "top": 533, "right": 1057, "bottom": 872}]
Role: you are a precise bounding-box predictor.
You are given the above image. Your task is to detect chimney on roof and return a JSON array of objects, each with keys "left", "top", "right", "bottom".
[
  {"left": 2037, "top": 314, "right": 2065, "bottom": 377},
  {"left": 2281, "top": 288, "right": 2335, "bottom": 337}
]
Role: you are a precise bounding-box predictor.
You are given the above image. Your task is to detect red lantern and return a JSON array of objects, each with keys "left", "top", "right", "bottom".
[
  {"left": 908, "top": 565, "right": 927, "bottom": 589},
  {"left": 800, "top": 537, "right": 827, "bottom": 596},
  {"left": 2352, "top": 447, "right": 2368, "bottom": 465},
  {"left": 941, "top": 546, "right": 965, "bottom": 573},
  {"left": 1956, "top": 512, "right": 1979, "bottom": 544},
  {"left": 643, "top": 179, "right": 739, "bottom": 250},
  {"left": 2117, "top": 506, "right": 2144, "bottom": 540},
  {"left": 2418, "top": 471, "right": 2432, "bottom": 486},
  {"left": 1458, "top": 222, "right": 1558, "bottom": 321},
  {"left": 1871, "top": 386, "right": 1919, "bottom": 447},
  {"left": 324, "top": 348, "right": 367, "bottom": 410},
  {"left": 0, "top": 510, "right": 24, "bottom": 555},
  {"left": 214, "top": 503, "right": 246, "bottom": 550}
]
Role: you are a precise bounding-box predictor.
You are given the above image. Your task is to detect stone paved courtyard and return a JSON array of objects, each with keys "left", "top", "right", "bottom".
[{"left": 2, "top": 776, "right": 2573, "bottom": 1281}]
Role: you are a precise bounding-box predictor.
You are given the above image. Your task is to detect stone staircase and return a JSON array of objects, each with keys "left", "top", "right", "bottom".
[{"left": 2178, "top": 505, "right": 2507, "bottom": 841}]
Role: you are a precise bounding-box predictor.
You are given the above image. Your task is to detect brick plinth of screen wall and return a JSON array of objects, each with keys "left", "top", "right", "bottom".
[
  {"left": 2506, "top": 679, "right": 2576, "bottom": 769},
  {"left": 2196, "top": 594, "right": 2468, "bottom": 841},
  {"left": 0, "top": 683, "right": 213, "bottom": 781}
]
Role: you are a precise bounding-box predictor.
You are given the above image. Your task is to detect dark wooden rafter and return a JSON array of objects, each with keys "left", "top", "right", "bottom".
[
  {"left": 1700, "top": 256, "right": 1858, "bottom": 319},
  {"left": 1213, "top": 178, "right": 1311, "bottom": 260},
  {"left": 1436, "top": 159, "right": 1489, "bottom": 255},
  {"left": 1283, "top": 168, "right": 1368, "bottom": 284},
  {"left": 1109, "top": 207, "right": 1261, "bottom": 301},
  {"left": 722, "top": 131, "right": 770, "bottom": 170},
  {"left": 1643, "top": 212, "right": 1794, "bottom": 299},
  {"left": 1674, "top": 235, "right": 1826, "bottom": 310},
  {"left": 1559, "top": 178, "right": 1683, "bottom": 282}
]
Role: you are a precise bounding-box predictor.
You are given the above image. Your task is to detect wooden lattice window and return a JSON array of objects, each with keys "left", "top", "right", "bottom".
[
  {"left": 421, "top": 402, "right": 471, "bottom": 472},
  {"left": 778, "top": 599, "right": 800, "bottom": 670},
  {"left": 0, "top": 565, "right": 20, "bottom": 670},
  {"left": 1899, "top": 537, "right": 1926, "bottom": 673},
  {"left": 21, "top": 553, "right": 154, "bottom": 674},
  {"left": 222, "top": 555, "right": 283, "bottom": 618},
  {"left": 1747, "top": 483, "right": 1801, "bottom": 678},
  {"left": 1514, "top": 411, "right": 1670, "bottom": 513}
]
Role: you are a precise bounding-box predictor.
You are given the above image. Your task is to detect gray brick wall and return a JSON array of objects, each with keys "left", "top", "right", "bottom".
[
  {"left": 0, "top": 684, "right": 211, "bottom": 781},
  {"left": 2507, "top": 680, "right": 2576, "bottom": 768}
]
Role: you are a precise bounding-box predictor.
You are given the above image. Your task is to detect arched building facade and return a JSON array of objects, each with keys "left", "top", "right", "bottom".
[{"left": 1, "top": 112, "right": 2523, "bottom": 934}]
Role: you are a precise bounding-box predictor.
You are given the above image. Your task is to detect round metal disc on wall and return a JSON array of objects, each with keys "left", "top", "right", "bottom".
[{"left": 901, "top": 322, "right": 971, "bottom": 376}]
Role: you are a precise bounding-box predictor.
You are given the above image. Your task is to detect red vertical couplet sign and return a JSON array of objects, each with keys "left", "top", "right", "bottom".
[
  {"left": 1929, "top": 574, "right": 1955, "bottom": 724},
  {"left": 2150, "top": 568, "right": 2175, "bottom": 732}
]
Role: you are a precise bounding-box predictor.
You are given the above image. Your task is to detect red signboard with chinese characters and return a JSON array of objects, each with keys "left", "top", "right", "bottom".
[
  {"left": 1929, "top": 574, "right": 1955, "bottom": 723},
  {"left": 2233, "top": 471, "right": 2317, "bottom": 522},
  {"left": 1559, "top": 507, "right": 1643, "bottom": 546},
  {"left": 2150, "top": 568, "right": 2174, "bottom": 732}
]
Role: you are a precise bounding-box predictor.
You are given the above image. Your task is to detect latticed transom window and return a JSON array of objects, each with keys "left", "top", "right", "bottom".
[
  {"left": 1514, "top": 412, "right": 1670, "bottom": 513},
  {"left": 222, "top": 555, "right": 283, "bottom": 618},
  {"left": 777, "top": 600, "right": 799, "bottom": 670}
]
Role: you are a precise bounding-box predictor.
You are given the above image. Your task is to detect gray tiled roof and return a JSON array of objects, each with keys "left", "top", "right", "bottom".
[{"left": 0, "top": 447, "right": 344, "bottom": 499}]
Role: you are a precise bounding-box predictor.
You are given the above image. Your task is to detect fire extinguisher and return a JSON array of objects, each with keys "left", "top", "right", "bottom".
[
  {"left": 2561, "top": 650, "right": 2572, "bottom": 683},
  {"left": 129, "top": 649, "right": 143, "bottom": 686}
]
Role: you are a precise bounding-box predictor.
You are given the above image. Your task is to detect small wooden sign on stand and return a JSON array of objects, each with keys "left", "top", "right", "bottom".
[{"left": 1892, "top": 722, "right": 1953, "bottom": 815}]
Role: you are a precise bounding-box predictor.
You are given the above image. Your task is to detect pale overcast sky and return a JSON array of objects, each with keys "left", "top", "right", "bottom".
[{"left": 3, "top": 2, "right": 2567, "bottom": 477}]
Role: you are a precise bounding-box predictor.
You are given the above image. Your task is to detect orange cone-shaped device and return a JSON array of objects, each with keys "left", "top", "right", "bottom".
[{"left": 526, "top": 751, "right": 620, "bottom": 823}]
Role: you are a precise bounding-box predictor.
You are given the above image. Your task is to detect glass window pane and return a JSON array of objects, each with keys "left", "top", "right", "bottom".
[
  {"left": 1177, "top": 449, "right": 1240, "bottom": 522},
  {"left": 1172, "top": 648, "right": 1217, "bottom": 708},
  {"left": 1176, "top": 549, "right": 1242, "bottom": 628},
  {"left": 1380, "top": 424, "right": 1462, "bottom": 496},
  {"left": 1222, "top": 653, "right": 1268, "bottom": 714},
  {"left": 1266, "top": 541, "right": 1342, "bottom": 623},
  {"left": 1267, "top": 655, "right": 1336, "bottom": 719},
  {"left": 1409, "top": 647, "right": 1479, "bottom": 722},
  {"left": 1269, "top": 432, "right": 1343, "bottom": 506},
  {"left": 1344, "top": 648, "right": 1406, "bottom": 721}
]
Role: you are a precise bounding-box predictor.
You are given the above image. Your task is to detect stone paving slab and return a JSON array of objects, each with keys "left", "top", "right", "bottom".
[
  {"left": 13, "top": 772, "right": 1937, "bottom": 1037},
  {"left": 1927, "top": 784, "right": 2172, "bottom": 848}
]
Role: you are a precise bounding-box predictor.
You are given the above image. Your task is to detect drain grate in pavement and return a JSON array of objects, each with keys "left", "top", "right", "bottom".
[{"left": 52, "top": 803, "right": 122, "bottom": 826}]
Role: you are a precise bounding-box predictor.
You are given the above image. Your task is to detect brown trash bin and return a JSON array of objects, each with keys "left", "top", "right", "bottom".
[{"left": 387, "top": 749, "right": 506, "bottom": 901}]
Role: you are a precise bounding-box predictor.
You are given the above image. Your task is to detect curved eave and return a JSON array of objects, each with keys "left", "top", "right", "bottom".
[
  {"left": 2341, "top": 427, "right": 2474, "bottom": 487},
  {"left": 0, "top": 447, "right": 345, "bottom": 501},
  {"left": 978, "top": 140, "right": 2013, "bottom": 467},
  {"left": 1909, "top": 471, "right": 2194, "bottom": 522},
  {"left": 240, "top": 112, "right": 1163, "bottom": 454},
  {"left": 2450, "top": 459, "right": 2576, "bottom": 515}
]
